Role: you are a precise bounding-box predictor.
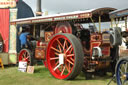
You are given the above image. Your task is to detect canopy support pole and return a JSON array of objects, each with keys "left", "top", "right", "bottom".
[
  {"left": 111, "top": 19, "right": 113, "bottom": 28},
  {"left": 99, "top": 16, "right": 101, "bottom": 33},
  {"left": 33, "top": 24, "right": 36, "bottom": 38},
  {"left": 90, "top": 17, "right": 98, "bottom": 32},
  {"left": 125, "top": 17, "right": 127, "bottom": 31},
  {"left": 116, "top": 18, "right": 119, "bottom": 27}
]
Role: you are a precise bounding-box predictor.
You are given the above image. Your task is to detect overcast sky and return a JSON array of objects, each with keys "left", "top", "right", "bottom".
[{"left": 23, "top": 0, "right": 128, "bottom": 15}]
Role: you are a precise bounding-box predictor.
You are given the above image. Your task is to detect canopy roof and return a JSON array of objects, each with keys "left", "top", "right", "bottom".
[
  {"left": 109, "top": 8, "right": 128, "bottom": 18},
  {"left": 11, "top": 7, "right": 116, "bottom": 25}
]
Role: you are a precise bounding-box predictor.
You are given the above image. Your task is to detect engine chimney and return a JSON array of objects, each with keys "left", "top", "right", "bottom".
[{"left": 36, "top": 0, "right": 42, "bottom": 16}]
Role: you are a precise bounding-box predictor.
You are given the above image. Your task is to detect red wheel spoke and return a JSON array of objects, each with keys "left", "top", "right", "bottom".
[
  {"left": 68, "top": 62, "right": 70, "bottom": 71},
  {"left": 61, "top": 64, "right": 63, "bottom": 71},
  {"left": 22, "top": 53, "right": 25, "bottom": 58},
  {"left": 67, "top": 59, "right": 74, "bottom": 65},
  {"left": 55, "top": 52, "right": 59, "bottom": 56},
  {"left": 61, "top": 66, "right": 66, "bottom": 76},
  {"left": 58, "top": 44, "right": 62, "bottom": 52},
  {"left": 65, "top": 40, "right": 68, "bottom": 49},
  {"left": 66, "top": 47, "right": 73, "bottom": 54},
  {"left": 69, "top": 48, "right": 73, "bottom": 54},
  {"left": 23, "top": 53, "right": 25, "bottom": 57},
  {"left": 65, "top": 45, "right": 72, "bottom": 53},
  {"left": 22, "top": 55, "right": 25, "bottom": 60},
  {"left": 63, "top": 40, "right": 66, "bottom": 50},
  {"left": 65, "top": 63, "right": 70, "bottom": 72},
  {"left": 50, "top": 57, "right": 59, "bottom": 60},
  {"left": 54, "top": 64, "right": 61, "bottom": 71},
  {"left": 25, "top": 52, "right": 27, "bottom": 56},
  {"left": 25, "top": 57, "right": 29, "bottom": 61},
  {"left": 69, "top": 57, "right": 74, "bottom": 62},
  {"left": 55, "top": 61, "right": 59, "bottom": 66},
  {"left": 67, "top": 54, "right": 75, "bottom": 57},
  {"left": 26, "top": 56, "right": 29, "bottom": 60},
  {"left": 57, "top": 39, "right": 63, "bottom": 48},
  {"left": 51, "top": 46, "right": 61, "bottom": 53}
]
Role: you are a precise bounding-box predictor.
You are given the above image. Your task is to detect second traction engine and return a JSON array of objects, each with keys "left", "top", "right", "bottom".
[{"left": 79, "top": 25, "right": 122, "bottom": 73}]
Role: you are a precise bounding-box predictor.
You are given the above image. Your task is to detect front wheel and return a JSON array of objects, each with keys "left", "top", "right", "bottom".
[
  {"left": 115, "top": 57, "right": 128, "bottom": 85},
  {"left": 19, "top": 49, "right": 34, "bottom": 66},
  {"left": 46, "top": 33, "right": 84, "bottom": 80}
]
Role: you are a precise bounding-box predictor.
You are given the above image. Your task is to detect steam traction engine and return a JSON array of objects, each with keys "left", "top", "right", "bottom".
[
  {"left": 11, "top": 7, "right": 120, "bottom": 80},
  {"left": 109, "top": 8, "right": 128, "bottom": 85}
]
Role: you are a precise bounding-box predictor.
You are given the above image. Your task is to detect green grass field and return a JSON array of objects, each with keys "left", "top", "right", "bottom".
[{"left": 0, "top": 66, "right": 116, "bottom": 85}]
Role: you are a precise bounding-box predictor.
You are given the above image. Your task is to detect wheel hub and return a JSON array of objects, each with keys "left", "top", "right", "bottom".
[
  {"left": 121, "top": 73, "right": 128, "bottom": 80},
  {"left": 53, "top": 54, "right": 65, "bottom": 71},
  {"left": 122, "top": 74, "right": 127, "bottom": 80},
  {"left": 59, "top": 54, "right": 65, "bottom": 65}
]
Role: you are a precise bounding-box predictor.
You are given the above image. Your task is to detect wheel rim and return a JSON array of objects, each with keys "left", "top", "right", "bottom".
[
  {"left": 116, "top": 59, "right": 128, "bottom": 85},
  {"left": 47, "top": 35, "right": 75, "bottom": 79},
  {"left": 19, "top": 49, "right": 31, "bottom": 65},
  {"left": 43, "top": 60, "right": 47, "bottom": 68}
]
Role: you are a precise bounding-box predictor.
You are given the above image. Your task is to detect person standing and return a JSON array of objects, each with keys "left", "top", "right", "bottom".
[{"left": 19, "top": 29, "right": 29, "bottom": 49}]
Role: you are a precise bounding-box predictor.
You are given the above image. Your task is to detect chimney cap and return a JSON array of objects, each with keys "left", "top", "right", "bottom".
[{"left": 36, "top": 12, "right": 42, "bottom": 16}]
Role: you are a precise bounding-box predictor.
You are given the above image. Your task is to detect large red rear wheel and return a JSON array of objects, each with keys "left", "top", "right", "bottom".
[
  {"left": 47, "top": 33, "right": 84, "bottom": 80},
  {"left": 19, "top": 49, "right": 33, "bottom": 66}
]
